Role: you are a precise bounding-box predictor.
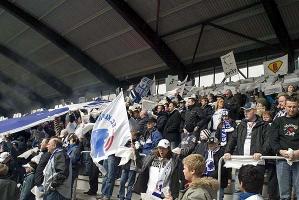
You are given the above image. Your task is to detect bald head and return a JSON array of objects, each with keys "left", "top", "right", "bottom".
[
  {"left": 140, "top": 110, "right": 148, "bottom": 119},
  {"left": 47, "top": 138, "right": 63, "bottom": 154}
]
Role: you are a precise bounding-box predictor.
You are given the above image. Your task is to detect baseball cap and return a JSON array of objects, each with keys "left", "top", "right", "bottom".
[
  {"left": 157, "top": 139, "right": 170, "bottom": 149},
  {"left": 241, "top": 102, "right": 256, "bottom": 111},
  {"left": 0, "top": 152, "right": 10, "bottom": 163}
]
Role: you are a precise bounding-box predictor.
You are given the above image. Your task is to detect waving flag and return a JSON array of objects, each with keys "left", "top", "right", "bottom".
[{"left": 90, "top": 91, "right": 131, "bottom": 162}]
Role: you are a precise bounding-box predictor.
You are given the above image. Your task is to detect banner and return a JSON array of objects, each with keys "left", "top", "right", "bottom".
[
  {"left": 166, "top": 75, "right": 178, "bottom": 92},
  {"left": 263, "top": 55, "right": 288, "bottom": 76},
  {"left": 90, "top": 92, "right": 131, "bottom": 162},
  {"left": 131, "top": 77, "right": 153, "bottom": 103},
  {"left": 177, "top": 75, "right": 188, "bottom": 96},
  {"left": 221, "top": 51, "right": 238, "bottom": 78}
]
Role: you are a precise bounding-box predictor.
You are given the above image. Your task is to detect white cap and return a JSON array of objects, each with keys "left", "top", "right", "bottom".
[
  {"left": 0, "top": 152, "right": 10, "bottom": 163},
  {"left": 157, "top": 139, "right": 170, "bottom": 149}
]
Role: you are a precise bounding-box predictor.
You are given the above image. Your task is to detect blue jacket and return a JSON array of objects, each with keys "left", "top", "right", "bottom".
[
  {"left": 20, "top": 172, "right": 35, "bottom": 200},
  {"left": 67, "top": 144, "right": 81, "bottom": 173},
  {"left": 141, "top": 128, "right": 162, "bottom": 155}
]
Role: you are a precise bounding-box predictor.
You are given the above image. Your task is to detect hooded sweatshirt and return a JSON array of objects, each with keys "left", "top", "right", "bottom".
[{"left": 180, "top": 177, "right": 219, "bottom": 200}]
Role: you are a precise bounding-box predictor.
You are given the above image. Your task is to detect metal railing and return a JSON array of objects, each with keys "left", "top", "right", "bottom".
[{"left": 217, "top": 155, "right": 286, "bottom": 200}]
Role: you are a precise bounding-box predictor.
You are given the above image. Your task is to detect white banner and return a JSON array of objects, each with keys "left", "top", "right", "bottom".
[
  {"left": 142, "top": 99, "right": 156, "bottom": 111},
  {"left": 90, "top": 92, "right": 131, "bottom": 162},
  {"left": 150, "top": 76, "right": 156, "bottom": 96},
  {"left": 263, "top": 55, "right": 288, "bottom": 76},
  {"left": 221, "top": 51, "right": 238, "bottom": 78},
  {"left": 165, "top": 75, "right": 178, "bottom": 92},
  {"left": 263, "top": 84, "right": 283, "bottom": 95}
]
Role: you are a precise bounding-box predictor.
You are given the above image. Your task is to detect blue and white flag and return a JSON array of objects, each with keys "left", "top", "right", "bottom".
[
  {"left": 90, "top": 91, "right": 131, "bottom": 162},
  {"left": 130, "top": 77, "right": 153, "bottom": 103}
]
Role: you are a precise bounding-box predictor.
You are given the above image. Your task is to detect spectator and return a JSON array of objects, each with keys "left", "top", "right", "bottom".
[
  {"left": 216, "top": 109, "right": 236, "bottom": 148},
  {"left": 192, "top": 129, "right": 211, "bottom": 156},
  {"left": 287, "top": 84, "right": 297, "bottom": 98},
  {"left": 184, "top": 96, "right": 208, "bottom": 139},
  {"left": 211, "top": 96, "right": 226, "bottom": 131},
  {"left": 174, "top": 154, "right": 218, "bottom": 200},
  {"left": 224, "top": 102, "right": 267, "bottom": 198},
  {"left": 0, "top": 163, "right": 19, "bottom": 200},
  {"left": 207, "top": 93, "right": 216, "bottom": 109},
  {"left": 199, "top": 97, "right": 214, "bottom": 129},
  {"left": 256, "top": 98, "right": 268, "bottom": 117},
  {"left": 224, "top": 89, "right": 238, "bottom": 120},
  {"left": 34, "top": 138, "right": 51, "bottom": 187},
  {"left": 139, "top": 118, "right": 162, "bottom": 155},
  {"left": 238, "top": 165, "right": 264, "bottom": 200},
  {"left": 203, "top": 135, "right": 228, "bottom": 200},
  {"left": 271, "top": 96, "right": 299, "bottom": 199},
  {"left": 262, "top": 111, "right": 272, "bottom": 125},
  {"left": 154, "top": 105, "right": 168, "bottom": 133},
  {"left": 272, "top": 93, "right": 288, "bottom": 120},
  {"left": 136, "top": 110, "right": 149, "bottom": 135},
  {"left": 20, "top": 161, "right": 37, "bottom": 200},
  {"left": 66, "top": 135, "right": 81, "bottom": 189},
  {"left": 133, "top": 139, "right": 180, "bottom": 199},
  {"left": 163, "top": 102, "right": 181, "bottom": 149},
  {"left": 43, "top": 138, "right": 72, "bottom": 200}
]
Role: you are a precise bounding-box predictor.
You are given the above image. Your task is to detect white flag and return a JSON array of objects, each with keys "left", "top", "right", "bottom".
[
  {"left": 177, "top": 75, "right": 188, "bottom": 96},
  {"left": 221, "top": 51, "right": 238, "bottom": 78},
  {"left": 90, "top": 91, "right": 131, "bottom": 163},
  {"left": 166, "top": 75, "right": 178, "bottom": 92},
  {"left": 150, "top": 76, "right": 156, "bottom": 95},
  {"left": 263, "top": 55, "right": 288, "bottom": 76}
]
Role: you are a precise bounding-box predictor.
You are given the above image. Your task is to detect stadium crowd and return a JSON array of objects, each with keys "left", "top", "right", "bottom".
[{"left": 0, "top": 84, "right": 299, "bottom": 200}]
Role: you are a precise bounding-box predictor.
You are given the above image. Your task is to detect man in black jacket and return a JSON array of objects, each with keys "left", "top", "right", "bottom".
[
  {"left": 224, "top": 89, "right": 239, "bottom": 120},
  {"left": 34, "top": 138, "right": 51, "bottom": 187},
  {"left": 270, "top": 96, "right": 299, "bottom": 199},
  {"left": 184, "top": 96, "right": 208, "bottom": 139},
  {"left": 155, "top": 105, "right": 168, "bottom": 133},
  {"left": 163, "top": 102, "right": 181, "bottom": 149},
  {"left": 199, "top": 97, "right": 214, "bottom": 125},
  {"left": 224, "top": 102, "right": 267, "bottom": 196}
]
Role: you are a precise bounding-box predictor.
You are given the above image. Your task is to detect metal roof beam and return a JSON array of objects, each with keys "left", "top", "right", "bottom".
[
  {"left": 261, "top": 0, "right": 294, "bottom": 72},
  {"left": 0, "top": 71, "right": 49, "bottom": 106},
  {"left": 0, "top": 0, "right": 119, "bottom": 87},
  {"left": 106, "top": 0, "right": 186, "bottom": 78},
  {"left": 0, "top": 44, "right": 73, "bottom": 96},
  {"left": 161, "top": 2, "right": 261, "bottom": 38}
]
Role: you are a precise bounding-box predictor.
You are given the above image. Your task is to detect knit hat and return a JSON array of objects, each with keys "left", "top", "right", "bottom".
[
  {"left": 200, "top": 129, "right": 211, "bottom": 139},
  {"left": 0, "top": 163, "right": 8, "bottom": 176}
]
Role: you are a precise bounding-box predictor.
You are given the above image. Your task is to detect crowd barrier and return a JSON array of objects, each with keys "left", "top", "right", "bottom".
[{"left": 217, "top": 155, "right": 285, "bottom": 200}]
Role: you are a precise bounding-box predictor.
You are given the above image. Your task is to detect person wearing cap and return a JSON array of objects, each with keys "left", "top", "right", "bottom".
[
  {"left": 270, "top": 96, "right": 299, "bottom": 199},
  {"left": 163, "top": 101, "right": 182, "bottom": 149},
  {"left": 224, "top": 102, "right": 267, "bottom": 199},
  {"left": 0, "top": 151, "right": 17, "bottom": 180},
  {"left": 20, "top": 161, "right": 37, "bottom": 200},
  {"left": 43, "top": 138, "right": 72, "bottom": 200},
  {"left": 133, "top": 139, "right": 180, "bottom": 199},
  {"left": 138, "top": 118, "right": 162, "bottom": 155},
  {"left": 203, "top": 134, "right": 228, "bottom": 200},
  {"left": 0, "top": 163, "right": 19, "bottom": 200}
]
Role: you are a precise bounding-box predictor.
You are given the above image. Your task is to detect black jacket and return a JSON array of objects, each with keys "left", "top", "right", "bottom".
[
  {"left": 133, "top": 153, "right": 180, "bottom": 198},
  {"left": 157, "top": 112, "right": 168, "bottom": 133},
  {"left": 199, "top": 104, "right": 214, "bottom": 124},
  {"left": 224, "top": 96, "right": 238, "bottom": 120},
  {"left": 184, "top": 105, "right": 208, "bottom": 132},
  {"left": 163, "top": 110, "right": 181, "bottom": 142},
  {"left": 137, "top": 116, "right": 149, "bottom": 135},
  {"left": 34, "top": 151, "right": 51, "bottom": 186},
  {"left": 225, "top": 116, "right": 267, "bottom": 155}
]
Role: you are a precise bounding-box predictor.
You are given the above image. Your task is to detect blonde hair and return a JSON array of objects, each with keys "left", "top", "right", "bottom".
[{"left": 183, "top": 154, "right": 205, "bottom": 177}]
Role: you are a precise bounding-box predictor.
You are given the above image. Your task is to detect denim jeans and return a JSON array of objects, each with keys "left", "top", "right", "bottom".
[
  {"left": 101, "top": 155, "right": 117, "bottom": 199},
  {"left": 276, "top": 160, "right": 299, "bottom": 199},
  {"left": 118, "top": 169, "right": 137, "bottom": 200},
  {"left": 43, "top": 190, "right": 69, "bottom": 200}
]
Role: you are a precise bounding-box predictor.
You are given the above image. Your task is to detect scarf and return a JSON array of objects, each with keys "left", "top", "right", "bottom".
[
  {"left": 220, "top": 120, "right": 233, "bottom": 146},
  {"left": 240, "top": 192, "right": 257, "bottom": 200},
  {"left": 204, "top": 147, "right": 220, "bottom": 176}
]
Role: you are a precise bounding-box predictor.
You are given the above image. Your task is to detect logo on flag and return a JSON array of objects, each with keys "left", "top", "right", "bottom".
[
  {"left": 90, "top": 92, "right": 131, "bottom": 162},
  {"left": 220, "top": 51, "right": 238, "bottom": 78},
  {"left": 263, "top": 55, "right": 288, "bottom": 76},
  {"left": 267, "top": 60, "right": 283, "bottom": 73}
]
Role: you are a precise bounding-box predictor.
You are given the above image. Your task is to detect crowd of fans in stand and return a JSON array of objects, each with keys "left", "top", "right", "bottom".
[{"left": 1, "top": 83, "right": 299, "bottom": 200}]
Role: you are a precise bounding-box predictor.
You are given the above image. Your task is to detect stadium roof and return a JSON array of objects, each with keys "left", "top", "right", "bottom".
[{"left": 0, "top": 0, "right": 299, "bottom": 114}]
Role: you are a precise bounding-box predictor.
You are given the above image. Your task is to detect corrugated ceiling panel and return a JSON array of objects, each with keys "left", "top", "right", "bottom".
[
  {"left": 143, "top": 0, "right": 259, "bottom": 35},
  {"left": 15, "top": 0, "right": 65, "bottom": 18},
  {"left": 42, "top": 0, "right": 110, "bottom": 34},
  {"left": 279, "top": 1, "right": 299, "bottom": 39},
  {"left": 0, "top": 12, "right": 27, "bottom": 43},
  {"left": 103, "top": 49, "right": 164, "bottom": 78},
  {"left": 6, "top": 29, "right": 48, "bottom": 56},
  {"left": 61, "top": 70, "right": 101, "bottom": 89},
  {"left": 66, "top": 10, "right": 130, "bottom": 49},
  {"left": 86, "top": 30, "right": 149, "bottom": 64},
  {"left": 32, "top": 84, "right": 60, "bottom": 98}
]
